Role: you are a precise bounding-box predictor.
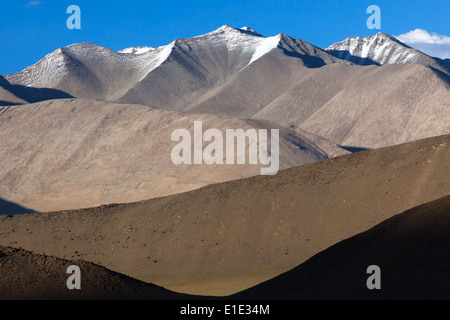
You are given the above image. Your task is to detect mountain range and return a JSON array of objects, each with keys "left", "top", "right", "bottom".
[{"left": 1, "top": 25, "right": 449, "bottom": 149}]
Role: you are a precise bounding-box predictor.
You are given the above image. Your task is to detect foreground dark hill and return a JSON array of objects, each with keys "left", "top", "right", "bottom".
[
  {"left": 0, "top": 134, "right": 448, "bottom": 296},
  {"left": 233, "top": 195, "right": 450, "bottom": 300},
  {"left": 3, "top": 196, "right": 450, "bottom": 300},
  {"left": 0, "top": 246, "right": 188, "bottom": 300}
]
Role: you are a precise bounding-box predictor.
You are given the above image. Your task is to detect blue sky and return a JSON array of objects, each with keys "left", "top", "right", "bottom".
[{"left": 1, "top": 0, "right": 449, "bottom": 74}]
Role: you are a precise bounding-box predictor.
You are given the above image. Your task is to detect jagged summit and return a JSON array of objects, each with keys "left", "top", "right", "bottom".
[
  {"left": 207, "top": 24, "right": 263, "bottom": 37},
  {"left": 325, "top": 32, "right": 429, "bottom": 65},
  {"left": 342, "top": 32, "right": 408, "bottom": 44},
  {"left": 0, "top": 25, "right": 362, "bottom": 109}
]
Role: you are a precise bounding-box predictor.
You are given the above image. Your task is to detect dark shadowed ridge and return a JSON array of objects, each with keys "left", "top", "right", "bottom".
[
  {"left": 433, "top": 57, "right": 450, "bottom": 75},
  {"left": 338, "top": 145, "right": 371, "bottom": 153},
  {"left": 0, "top": 198, "right": 36, "bottom": 215},
  {"left": 0, "top": 100, "right": 22, "bottom": 106},
  {"left": 0, "top": 75, "right": 73, "bottom": 104},
  {"left": 429, "top": 66, "right": 450, "bottom": 87},
  {"left": 232, "top": 195, "right": 450, "bottom": 300},
  {"left": 0, "top": 246, "right": 195, "bottom": 300}
]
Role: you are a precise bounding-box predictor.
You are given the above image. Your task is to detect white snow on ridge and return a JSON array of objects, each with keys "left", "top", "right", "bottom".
[
  {"left": 136, "top": 42, "right": 174, "bottom": 81},
  {"left": 249, "top": 34, "right": 281, "bottom": 65},
  {"left": 194, "top": 25, "right": 264, "bottom": 50},
  {"left": 13, "top": 48, "right": 68, "bottom": 87},
  {"left": 326, "top": 33, "right": 421, "bottom": 65},
  {"left": 119, "top": 47, "right": 153, "bottom": 55},
  {"left": 117, "top": 42, "right": 175, "bottom": 98},
  {"left": 10, "top": 25, "right": 288, "bottom": 93},
  {"left": 190, "top": 25, "right": 281, "bottom": 66}
]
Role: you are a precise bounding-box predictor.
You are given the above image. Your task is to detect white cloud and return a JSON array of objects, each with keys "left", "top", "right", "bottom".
[
  {"left": 396, "top": 29, "right": 450, "bottom": 60},
  {"left": 25, "top": 1, "right": 43, "bottom": 7}
]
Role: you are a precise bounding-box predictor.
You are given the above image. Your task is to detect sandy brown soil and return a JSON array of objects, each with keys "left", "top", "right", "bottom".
[
  {"left": 0, "top": 98, "right": 345, "bottom": 214},
  {"left": 0, "top": 134, "right": 448, "bottom": 296},
  {"left": 0, "top": 246, "right": 188, "bottom": 300},
  {"left": 3, "top": 195, "right": 450, "bottom": 300},
  {"left": 233, "top": 195, "right": 450, "bottom": 300}
]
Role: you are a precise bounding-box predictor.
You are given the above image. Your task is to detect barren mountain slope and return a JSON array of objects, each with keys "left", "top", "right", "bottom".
[
  {"left": 0, "top": 134, "right": 448, "bottom": 296},
  {"left": 0, "top": 98, "right": 342, "bottom": 213},
  {"left": 182, "top": 34, "right": 346, "bottom": 117},
  {"left": 196, "top": 58, "right": 450, "bottom": 149},
  {"left": 253, "top": 63, "right": 377, "bottom": 126},
  {"left": 299, "top": 64, "right": 450, "bottom": 148}
]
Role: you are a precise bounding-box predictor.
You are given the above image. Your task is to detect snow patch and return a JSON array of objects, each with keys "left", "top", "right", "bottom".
[
  {"left": 249, "top": 35, "right": 281, "bottom": 65},
  {"left": 326, "top": 33, "right": 421, "bottom": 65},
  {"left": 119, "top": 47, "right": 153, "bottom": 55}
]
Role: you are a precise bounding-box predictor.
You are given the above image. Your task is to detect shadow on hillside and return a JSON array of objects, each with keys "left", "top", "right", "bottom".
[
  {"left": 339, "top": 145, "right": 371, "bottom": 153},
  {"left": 434, "top": 58, "right": 450, "bottom": 75},
  {"left": 233, "top": 196, "right": 450, "bottom": 300},
  {"left": 325, "top": 50, "right": 381, "bottom": 66},
  {"left": 0, "top": 198, "right": 37, "bottom": 215},
  {"left": 429, "top": 66, "right": 450, "bottom": 85},
  {"left": 0, "top": 100, "right": 22, "bottom": 106},
  {"left": 281, "top": 49, "right": 328, "bottom": 68},
  {"left": 0, "top": 75, "right": 73, "bottom": 104}
]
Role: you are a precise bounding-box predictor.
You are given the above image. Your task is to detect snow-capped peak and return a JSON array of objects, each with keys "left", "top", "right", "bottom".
[
  {"left": 166, "top": 25, "right": 280, "bottom": 68},
  {"left": 325, "top": 32, "right": 422, "bottom": 65},
  {"left": 200, "top": 25, "right": 264, "bottom": 38}
]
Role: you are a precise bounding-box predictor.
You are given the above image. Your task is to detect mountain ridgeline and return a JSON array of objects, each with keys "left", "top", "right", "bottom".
[{"left": 1, "top": 25, "right": 449, "bottom": 149}]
